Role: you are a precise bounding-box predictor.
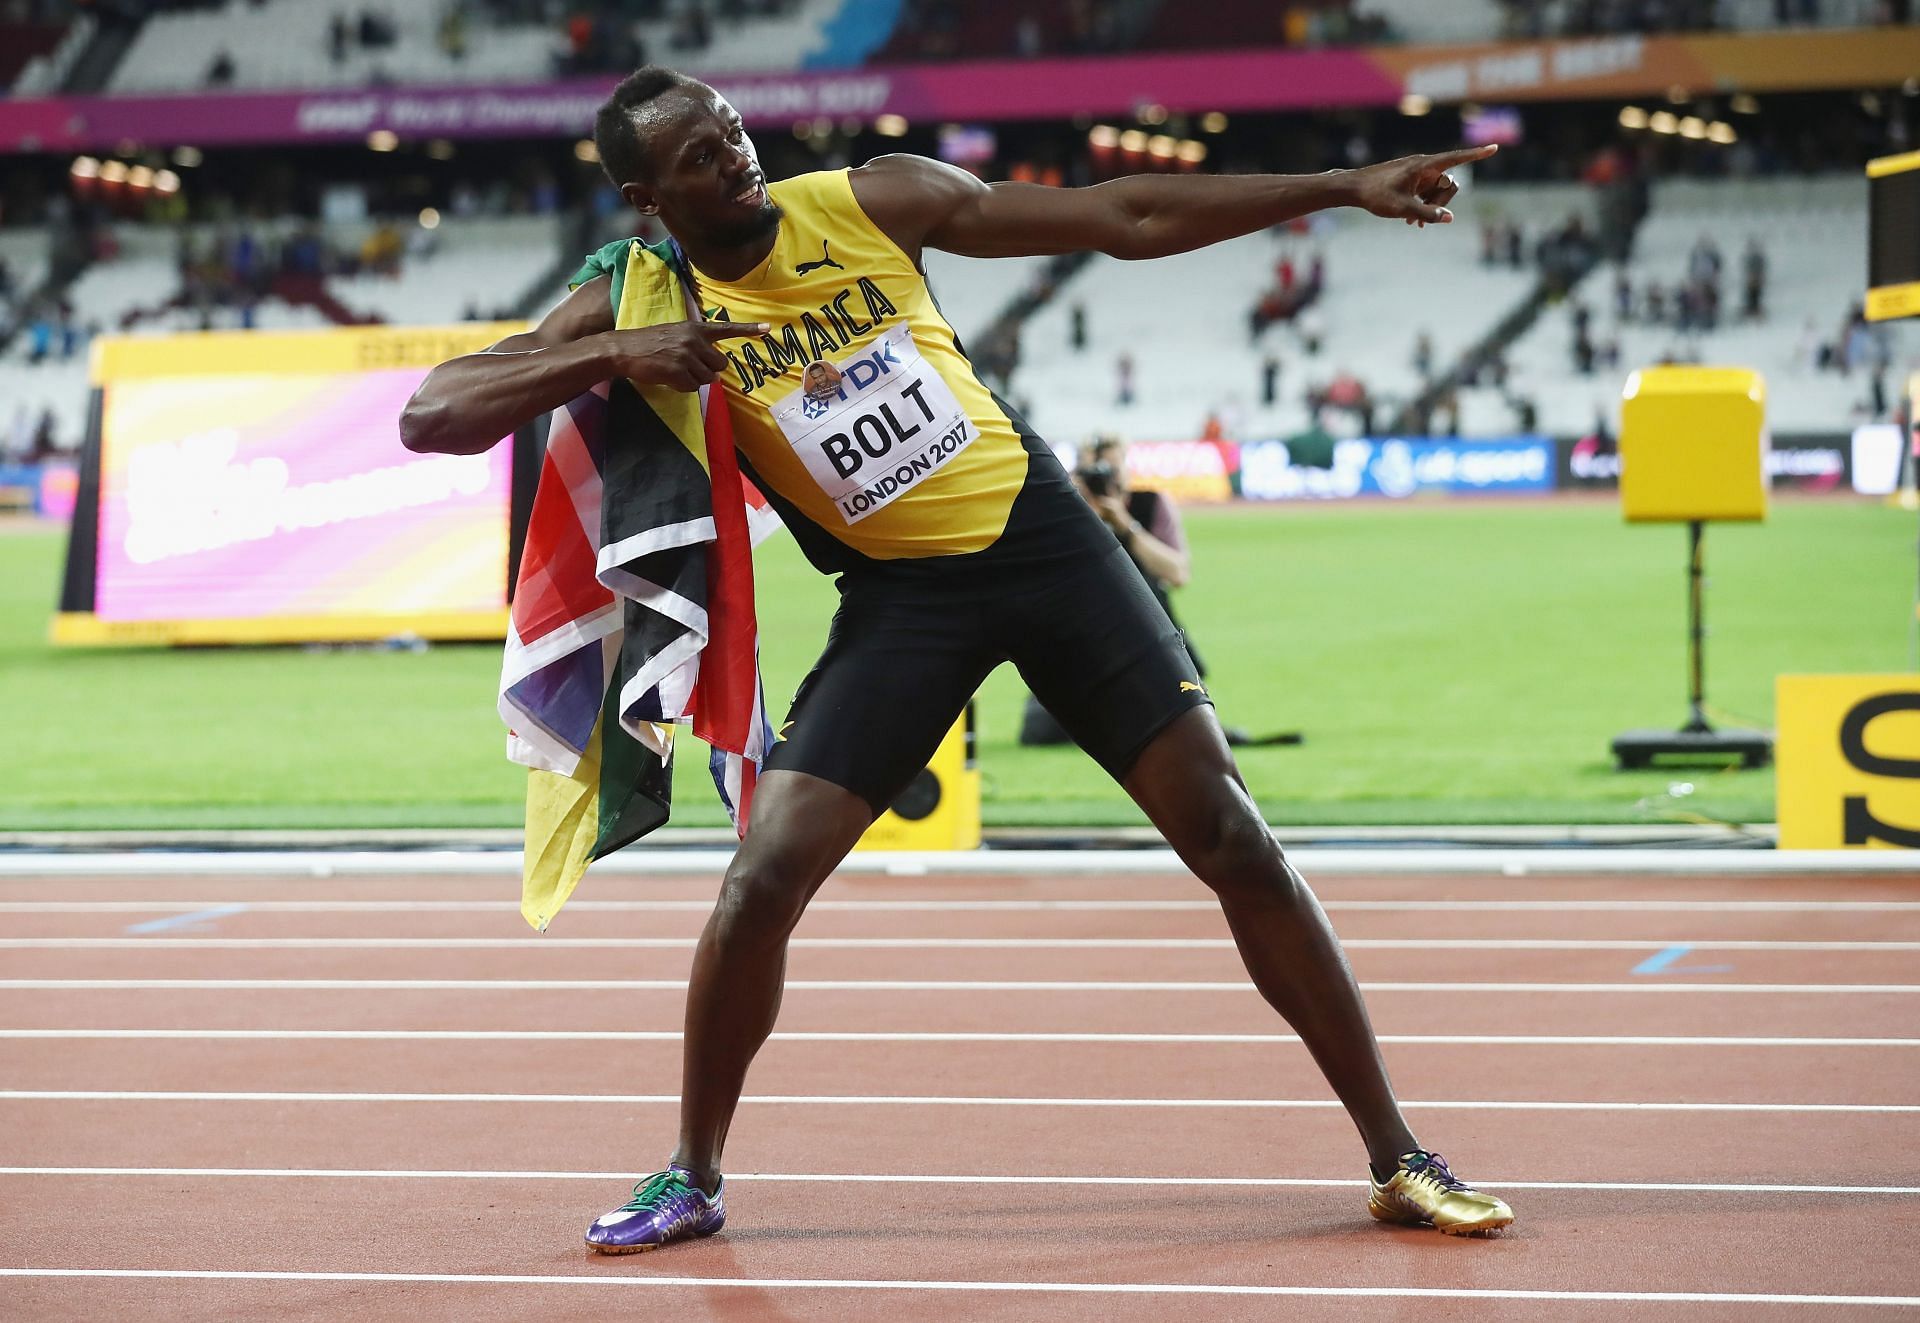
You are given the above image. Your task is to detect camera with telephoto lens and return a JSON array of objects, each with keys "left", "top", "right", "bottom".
[{"left": 1076, "top": 459, "right": 1117, "bottom": 497}]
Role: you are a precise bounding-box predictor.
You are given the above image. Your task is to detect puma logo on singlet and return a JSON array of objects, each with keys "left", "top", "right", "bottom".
[
  {"left": 795, "top": 241, "right": 844, "bottom": 276},
  {"left": 1180, "top": 681, "right": 1207, "bottom": 694}
]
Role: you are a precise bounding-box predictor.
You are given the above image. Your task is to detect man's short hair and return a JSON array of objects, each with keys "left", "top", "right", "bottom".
[{"left": 594, "top": 65, "right": 693, "bottom": 187}]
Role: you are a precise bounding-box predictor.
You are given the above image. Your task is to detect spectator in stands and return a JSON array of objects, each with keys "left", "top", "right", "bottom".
[
  {"left": 1115, "top": 351, "right": 1134, "bottom": 406},
  {"left": 1613, "top": 268, "right": 1633, "bottom": 322},
  {"left": 329, "top": 11, "right": 349, "bottom": 62},
  {"left": 205, "top": 48, "right": 236, "bottom": 86},
  {"left": 1069, "top": 301, "right": 1086, "bottom": 350},
  {"left": 1741, "top": 239, "right": 1767, "bottom": 321},
  {"left": 440, "top": 3, "right": 468, "bottom": 60},
  {"left": 1412, "top": 329, "right": 1433, "bottom": 379},
  {"left": 1261, "top": 352, "right": 1280, "bottom": 406}
]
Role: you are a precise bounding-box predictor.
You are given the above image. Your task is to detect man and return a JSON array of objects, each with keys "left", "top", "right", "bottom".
[{"left": 402, "top": 66, "right": 1513, "bottom": 1251}]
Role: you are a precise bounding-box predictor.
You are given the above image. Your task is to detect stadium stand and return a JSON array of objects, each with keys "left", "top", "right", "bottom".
[
  {"left": 328, "top": 214, "right": 562, "bottom": 324},
  {"left": 1497, "top": 174, "right": 1909, "bottom": 436},
  {"left": 105, "top": 0, "right": 852, "bottom": 95},
  {"left": 1004, "top": 181, "right": 1592, "bottom": 445},
  {"left": 1, "top": 212, "right": 567, "bottom": 452}
]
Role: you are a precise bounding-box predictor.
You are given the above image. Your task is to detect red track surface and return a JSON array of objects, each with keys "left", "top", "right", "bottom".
[{"left": 2, "top": 865, "right": 1918, "bottom": 1321}]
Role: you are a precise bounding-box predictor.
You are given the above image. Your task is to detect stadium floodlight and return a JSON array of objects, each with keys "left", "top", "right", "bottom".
[
  {"left": 875, "top": 114, "right": 909, "bottom": 137},
  {"left": 573, "top": 139, "right": 599, "bottom": 163},
  {"left": 1618, "top": 106, "right": 1648, "bottom": 129},
  {"left": 1119, "top": 129, "right": 1148, "bottom": 153},
  {"left": 1707, "top": 121, "right": 1736, "bottom": 145},
  {"left": 1649, "top": 111, "right": 1679, "bottom": 134},
  {"left": 1200, "top": 112, "right": 1228, "bottom": 134},
  {"left": 1138, "top": 103, "right": 1168, "bottom": 125},
  {"left": 1730, "top": 93, "right": 1760, "bottom": 114},
  {"left": 170, "top": 145, "right": 202, "bottom": 168},
  {"left": 1678, "top": 116, "right": 1707, "bottom": 140},
  {"left": 1399, "top": 94, "right": 1431, "bottom": 117},
  {"left": 367, "top": 130, "right": 398, "bottom": 152},
  {"left": 418, "top": 207, "right": 441, "bottom": 230}
]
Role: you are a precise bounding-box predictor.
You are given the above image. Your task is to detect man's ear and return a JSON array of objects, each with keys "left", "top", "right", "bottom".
[{"left": 620, "top": 180, "right": 660, "bottom": 217}]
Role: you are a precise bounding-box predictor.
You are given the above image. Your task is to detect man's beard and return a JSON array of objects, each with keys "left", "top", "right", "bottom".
[{"left": 713, "top": 198, "right": 784, "bottom": 248}]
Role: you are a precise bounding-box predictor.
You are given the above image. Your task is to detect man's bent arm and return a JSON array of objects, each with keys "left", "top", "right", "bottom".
[
  {"left": 401, "top": 276, "right": 770, "bottom": 455},
  {"left": 401, "top": 278, "right": 619, "bottom": 456},
  {"left": 852, "top": 147, "right": 1495, "bottom": 264}
]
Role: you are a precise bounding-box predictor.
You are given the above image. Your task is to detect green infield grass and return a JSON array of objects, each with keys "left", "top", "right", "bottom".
[{"left": 1, "top": 497, "right": 1909, "bottom": 831}]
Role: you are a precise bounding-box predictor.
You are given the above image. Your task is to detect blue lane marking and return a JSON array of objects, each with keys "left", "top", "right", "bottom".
[
  {"left": 1632, "top": 945, "right": 1692, "bottom": 975},
  {"left": 1632, "top": 943, "right": 1733, "bottom": 976},
  {"left": 124, "top": 904, "right": 247, "bottom": 935}
]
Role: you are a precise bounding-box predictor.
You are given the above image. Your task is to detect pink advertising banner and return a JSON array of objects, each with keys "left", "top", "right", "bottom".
[
  {"left": 5, "top": 28, "right": 1916, "bottom": 154},
  {"left": 0, "top": 49, "right": 1394, "bottom": 153}
]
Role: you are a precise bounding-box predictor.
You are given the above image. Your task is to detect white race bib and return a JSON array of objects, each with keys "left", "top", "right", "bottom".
[{"left": 768, "top": 322, "right": 978, "bottom": 525}]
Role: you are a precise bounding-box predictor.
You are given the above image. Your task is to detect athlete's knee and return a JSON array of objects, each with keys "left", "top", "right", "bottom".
[
  {"left": 710, "top": 858, "right": 817, "bottom": 950},
  {"left": 1184, "top": 808, "right": 1295, "bottom": 906}
]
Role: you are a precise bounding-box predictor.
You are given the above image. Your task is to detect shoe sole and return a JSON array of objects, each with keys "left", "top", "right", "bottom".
[
  {"left": 1369, "top": 1199, "right": 1513, "bottom": 1237},
  {"left": 585, "top": 1220, "right": 724, "bottom": 1255}
]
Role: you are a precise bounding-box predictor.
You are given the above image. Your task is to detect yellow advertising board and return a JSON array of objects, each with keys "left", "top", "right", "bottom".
[
  {"left": 853, "top": 707, "right": 981, "bottom": 851},
  {"left": 1777, "top": 674, "right": 1920, "bottom": 849}
]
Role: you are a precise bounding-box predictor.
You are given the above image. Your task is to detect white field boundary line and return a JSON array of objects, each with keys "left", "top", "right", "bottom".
[
  {"left": 4, "top": 1167, "right": 1916, "bottom": 1196},
  {"left": 2, "top": 1090, "right": 1914, "bottom": 1113},
  {"left": 2, "top": 848, "right": 1917, "bottom": 877},
  {"left": 7, "top": 898, "right": 1920, "bottom": 914},
  {"left": 0, "top": 1270, "right": 1913, "bottom": 1307},
  {"left": 5, "top": 1028, "right": 1913, "bottom": 1048},
  {"left": 2, "top": 978, "right": 1915, "bottom": 993},
  {"left": 6, "top": 936, "right": 1917, "bottom": 952}
]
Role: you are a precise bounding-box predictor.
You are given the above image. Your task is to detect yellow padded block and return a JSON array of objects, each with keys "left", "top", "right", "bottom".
[{"left": 1619, "top": 366, "right": 1767, "bottom": 523}]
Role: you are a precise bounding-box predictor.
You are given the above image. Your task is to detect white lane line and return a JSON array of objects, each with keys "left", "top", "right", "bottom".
[
  {"left": 6, "top": 936, "right": 1916, "bottom": 952},
  {"left": 3, "top": 1028, "right": 1912, "bottom": 1047},
  {"left": 2, "top": 978, "right": 1914, "bottom": 993},
  {"left": 4, "top": 846, "right": 1916, "bottom": 876},
  {"left": 2, "top": 1090, "right": 1913, "bottom": 1112},
  {"left": 4, "top": 898, "right": 1919, "bottom": 914},
  {"left": 3, "top": 1167, "right": 1915, "bottom": 1196},
  {"left": 0, "top": 1269, "right": 1913, "bottom": 1306}
]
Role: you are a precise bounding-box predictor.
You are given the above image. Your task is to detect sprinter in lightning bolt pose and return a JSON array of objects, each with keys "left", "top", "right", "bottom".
[{"left": 403, "top": 66, "right": 1513, "bottom": 1249}]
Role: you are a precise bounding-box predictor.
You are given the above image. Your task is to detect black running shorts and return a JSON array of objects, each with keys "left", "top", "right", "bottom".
[{"left": 763, "top": 541, "right": 1214, "bottom": 813}]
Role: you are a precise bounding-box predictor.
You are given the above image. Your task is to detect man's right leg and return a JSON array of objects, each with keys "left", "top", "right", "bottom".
[{"left": 670, "top": 768, "right": 877, "bottom": 1192}]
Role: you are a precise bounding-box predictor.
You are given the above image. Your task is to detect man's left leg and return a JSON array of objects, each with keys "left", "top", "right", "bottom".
[{"left": 1121, "top": 706, "right": 1512, "bottom": 1235}]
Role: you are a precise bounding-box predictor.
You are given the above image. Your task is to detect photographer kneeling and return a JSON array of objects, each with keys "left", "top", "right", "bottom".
[{"left": 1022, "top": 435, "right": 1249, "bottom": 745}]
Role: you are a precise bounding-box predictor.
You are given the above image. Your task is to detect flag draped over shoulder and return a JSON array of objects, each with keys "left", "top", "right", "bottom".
[{"left": 500, "top": 238, "right": 780, "bottom": 931}]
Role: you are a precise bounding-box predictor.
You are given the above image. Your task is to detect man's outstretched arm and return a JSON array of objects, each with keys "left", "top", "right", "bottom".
[
  {"left": 400, "top": 275, "right": 769, "bottom": 455},
  {"left": 852, "top": 145, "right": 1496, "bottom": 264}
]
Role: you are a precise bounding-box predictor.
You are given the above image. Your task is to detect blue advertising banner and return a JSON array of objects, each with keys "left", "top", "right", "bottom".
[{"left": 1237, "top": 436, "right": 1557, "bottom": 501}]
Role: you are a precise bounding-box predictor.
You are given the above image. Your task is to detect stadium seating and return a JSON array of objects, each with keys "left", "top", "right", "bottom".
[
  {"left": 1004, "top": 180, "right": 1592, "bottom": 444},
  {"left": 2, "top": 213, "right": 565, "bottom": 451},
  {"left": 0, "top": 226, "right": 52, "bottom": 312},
  {"left": 1353, "top": 0, "right": 1501, "bottom": 43},
  {"left": 920, "top": 249, "right": 1053, "bottom": 346},
  {"left": 106, "top": 0, "right": 850, "bottom": 95},
  {"left": 328, "top": 215, "right": 562, "bottom": 324},
  {"left": 1500, "top": 174, "right": 1908, "bottom": 436}
]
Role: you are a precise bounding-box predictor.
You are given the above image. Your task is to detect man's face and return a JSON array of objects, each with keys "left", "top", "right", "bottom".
[{"left": 625, "top": 86, "right": 782, "bottom": 248}]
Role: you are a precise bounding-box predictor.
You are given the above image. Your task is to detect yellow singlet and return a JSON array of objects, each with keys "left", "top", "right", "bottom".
[{"left": 579, "top": 169, "right": 1087, "bottom": 577}]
